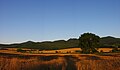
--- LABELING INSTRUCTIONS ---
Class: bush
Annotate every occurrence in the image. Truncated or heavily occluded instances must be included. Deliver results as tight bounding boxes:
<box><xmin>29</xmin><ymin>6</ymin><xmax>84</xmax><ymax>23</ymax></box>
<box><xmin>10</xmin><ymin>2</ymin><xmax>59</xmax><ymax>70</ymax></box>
<box><xmin>112</xmin><ymin>46</ymin><xmax>118</xmax><ymax>52</ymax></box>
<box><xmin>91</xmin><ymin>49</ymin><xmax>99</xmax><ymax>54</ymax></box>
<box><xmin>55</xmin><ymin>51</ymin><xmax>58</xmax><ymax>53</ymax></box>
<box><xmin>75</xmin><ymin>50</ymin><xmax>81</xmax><ymax>53</ymax></box>
<box><xmin>29</xmin><ymin>51</ymin><xmax>32</xmax><ymax>54</ymax></box>
<box><xmin>17</xmin><ymin>48</ymin><xmax>26</xmax><ymax>53</ymax></box>
<box><xmin>100</xmin><ymin>50</ymin><xmax>103</xmax><ymax>53</ymax></box>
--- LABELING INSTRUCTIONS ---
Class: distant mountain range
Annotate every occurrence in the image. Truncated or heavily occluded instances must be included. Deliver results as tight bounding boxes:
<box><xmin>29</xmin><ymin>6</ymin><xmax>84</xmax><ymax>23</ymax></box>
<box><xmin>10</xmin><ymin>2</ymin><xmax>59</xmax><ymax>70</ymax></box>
<box><xmin>0</xmin><ymin>36</ymin><xmax>120</xmax><ymax>50</ymax></box>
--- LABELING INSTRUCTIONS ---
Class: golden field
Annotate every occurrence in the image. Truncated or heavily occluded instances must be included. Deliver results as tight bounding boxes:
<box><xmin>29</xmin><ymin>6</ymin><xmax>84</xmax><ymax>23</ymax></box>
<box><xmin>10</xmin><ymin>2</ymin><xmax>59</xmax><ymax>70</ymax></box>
<box><xmin>0</xmin><ymin>53</ymin><xmax>120</xmax><ymax>70</ymax></box>
<box><xmin>0</xmin><ymin>48</ymin><xmax>119</xmax><ymax>55</ymax></box>
<box><xmin>0</xmin><ymin>48</ymin><xmax>120</xmax><ymax>70</ymax></box>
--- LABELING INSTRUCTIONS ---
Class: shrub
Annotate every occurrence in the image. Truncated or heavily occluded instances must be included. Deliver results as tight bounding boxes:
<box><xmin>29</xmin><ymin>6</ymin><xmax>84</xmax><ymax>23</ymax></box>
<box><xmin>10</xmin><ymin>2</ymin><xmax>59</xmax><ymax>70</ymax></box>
<box><xmin>17</xmin><ymin>48</ymin><xmax>26</xmax><ymax>53</ymax></box>
<box><xmin>112</xmin><ymin>46</ymin><xmax>119</xmax><ymax>53</ymax></box>
<box><xmin>75</xmin><ymin>50</ymin><xmax>81</xmax><ymax>53</ymax></box>
<box><xmin>100</xmin><ymin>50</ymin><xmax>103</xmax><ymax>53</ymax></box>
<box><xmin>55</xmin><ymin>51</ymin><xmax>58</xmax><ymax>53</ymax></box>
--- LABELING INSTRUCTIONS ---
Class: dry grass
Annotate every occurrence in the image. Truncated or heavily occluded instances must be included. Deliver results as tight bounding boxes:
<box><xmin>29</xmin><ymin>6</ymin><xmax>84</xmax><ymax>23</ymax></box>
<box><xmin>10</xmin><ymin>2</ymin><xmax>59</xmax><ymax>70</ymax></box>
<box><xmin>98</xmin><ymin>48</ymin><xmax>113</xmax><ymax>52</ymax></box>
<box><xmin>76</xmin><ymin>55</ymin><xmax>120</xmax><ymax>70</ymax></box>
<box><xmin>0</xmin><ymin>53</ymin><xmax>120</xmax><ymax>70</ymax></box>
<box><xmin>1</xmin><ymin>48</ymin><xmax>118</xmax><ymax>54</ymax></box>
<box><xmin>0</xmin><ymin>55</ymin><xmax>66</xmax><ymax>70</ymax></box>
<box><xmin>0</xmin><ymin>48</ymin><xmax>120</xmax><ymax>70</ymax></box>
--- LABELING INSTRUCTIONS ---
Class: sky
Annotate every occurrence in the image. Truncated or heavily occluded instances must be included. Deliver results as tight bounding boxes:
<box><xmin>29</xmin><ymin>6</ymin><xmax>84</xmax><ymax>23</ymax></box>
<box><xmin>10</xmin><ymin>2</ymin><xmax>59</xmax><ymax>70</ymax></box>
<box><xmin>0</xmin><ymin>0</ymin><xmax>120</xmax><ymax>44</ymax></box>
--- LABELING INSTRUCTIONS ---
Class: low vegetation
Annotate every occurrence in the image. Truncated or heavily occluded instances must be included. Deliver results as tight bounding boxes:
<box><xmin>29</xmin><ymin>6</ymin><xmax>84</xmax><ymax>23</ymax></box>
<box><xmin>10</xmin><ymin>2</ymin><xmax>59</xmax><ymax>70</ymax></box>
<box><xmin>0</xmin><ymin>54</ymin><xmax>120</xmax><ymax>70</ymax></box>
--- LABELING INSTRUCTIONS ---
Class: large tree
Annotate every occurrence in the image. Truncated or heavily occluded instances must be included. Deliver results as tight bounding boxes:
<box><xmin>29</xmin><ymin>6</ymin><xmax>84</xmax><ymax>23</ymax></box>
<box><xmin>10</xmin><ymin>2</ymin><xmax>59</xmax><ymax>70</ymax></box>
<box><xmin>79</xmin><ymin>33</ymin><xmax>100</xmax><ymax>53</ymax></box>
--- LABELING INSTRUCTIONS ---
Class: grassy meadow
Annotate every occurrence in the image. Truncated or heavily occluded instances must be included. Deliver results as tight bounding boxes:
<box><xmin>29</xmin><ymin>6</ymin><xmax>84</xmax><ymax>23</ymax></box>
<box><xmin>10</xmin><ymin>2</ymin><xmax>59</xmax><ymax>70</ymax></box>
<box><xmin>0</xmin><ymin>48</ymin><xmax>120</xmax><ymax>70</ymax></box>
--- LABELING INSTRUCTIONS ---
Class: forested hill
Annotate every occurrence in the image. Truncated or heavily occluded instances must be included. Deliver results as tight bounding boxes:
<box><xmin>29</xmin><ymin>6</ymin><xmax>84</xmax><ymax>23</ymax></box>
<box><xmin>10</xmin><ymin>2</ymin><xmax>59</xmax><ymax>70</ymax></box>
<box><xmin>0</xmin><ymin>36</ymin><xmax>120</xmax><ymax>50</ymax></box>
<box><xmin>100</xmin><ymin>36</ymin><xmax>120</xmax><ymax>48</ymax></box>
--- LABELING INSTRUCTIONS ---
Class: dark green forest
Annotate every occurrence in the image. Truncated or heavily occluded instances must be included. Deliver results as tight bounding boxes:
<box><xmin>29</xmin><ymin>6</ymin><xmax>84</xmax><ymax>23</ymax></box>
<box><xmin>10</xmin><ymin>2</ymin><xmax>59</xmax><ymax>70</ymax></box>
<box><xmin>0</xmin><ymin>36</ymin><xmax>120</xmax><ymax>50</ymax></box>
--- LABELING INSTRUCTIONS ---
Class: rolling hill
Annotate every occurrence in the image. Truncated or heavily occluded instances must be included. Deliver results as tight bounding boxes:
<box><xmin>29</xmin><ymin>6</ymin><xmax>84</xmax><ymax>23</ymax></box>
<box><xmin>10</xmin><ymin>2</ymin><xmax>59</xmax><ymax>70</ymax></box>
<box><xmin>0</xmin><ymin>36</ymin><xmax>120</xmax><ymax>50</ymax></box>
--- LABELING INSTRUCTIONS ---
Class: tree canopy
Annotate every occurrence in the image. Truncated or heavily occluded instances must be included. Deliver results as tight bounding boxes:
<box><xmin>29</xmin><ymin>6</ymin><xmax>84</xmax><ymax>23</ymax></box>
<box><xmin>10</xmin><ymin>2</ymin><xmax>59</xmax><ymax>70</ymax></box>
<box><xmin>79</xmin><ymin>33</ymin><xmax>100</xmax><ymax>53</ymax></box>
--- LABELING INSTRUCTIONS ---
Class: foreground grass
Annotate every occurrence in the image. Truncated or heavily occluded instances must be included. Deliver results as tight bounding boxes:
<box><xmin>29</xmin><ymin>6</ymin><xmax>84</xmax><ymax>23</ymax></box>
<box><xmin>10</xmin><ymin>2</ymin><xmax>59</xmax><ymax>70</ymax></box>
<box><xmin>0</xmin><ymin>53</ymin><xmax>120</xmax><ymax>70</ymax></box>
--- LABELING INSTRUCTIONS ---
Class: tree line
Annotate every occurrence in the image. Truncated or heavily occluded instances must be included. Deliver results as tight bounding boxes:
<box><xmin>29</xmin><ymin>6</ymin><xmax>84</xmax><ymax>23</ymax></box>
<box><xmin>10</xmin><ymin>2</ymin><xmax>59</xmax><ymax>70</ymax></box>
<box><xmin>0</xmin><ymin>33</ymin><xmax>120</xmax><ymax>51</ymax></box>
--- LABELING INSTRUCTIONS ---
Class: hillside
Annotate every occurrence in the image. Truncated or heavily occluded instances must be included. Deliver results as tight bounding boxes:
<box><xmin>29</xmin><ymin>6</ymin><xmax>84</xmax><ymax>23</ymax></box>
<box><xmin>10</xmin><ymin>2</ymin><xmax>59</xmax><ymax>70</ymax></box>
<box><xmin>0</xmin><ymin>36</ymin><xmax>120</xmax><ymax>50</ymax></box>
<box><xmin>100</xmin><ymin>36</ymin><xmax>120</xmax><ymax>48</ymax></box>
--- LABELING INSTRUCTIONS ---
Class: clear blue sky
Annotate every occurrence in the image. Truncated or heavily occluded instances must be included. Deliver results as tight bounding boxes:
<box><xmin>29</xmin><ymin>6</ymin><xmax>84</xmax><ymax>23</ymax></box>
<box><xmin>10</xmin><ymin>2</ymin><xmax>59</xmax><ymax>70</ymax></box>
<box><xmin>0</xmin><ymin>0</ymin><xmax>120</xmax><ymax>44</ymax></box>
